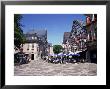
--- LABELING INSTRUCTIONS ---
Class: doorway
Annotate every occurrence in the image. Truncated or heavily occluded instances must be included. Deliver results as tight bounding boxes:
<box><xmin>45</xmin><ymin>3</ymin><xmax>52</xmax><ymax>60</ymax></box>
<box><xmin>90</xmin><ymin>50</ymin><xmax>97</xmax><ymax>63</ymax></box>
<box><xmin>31</xmin><ymin>54</ymin><xmax>34</xmax><ymax>60</ymax></box>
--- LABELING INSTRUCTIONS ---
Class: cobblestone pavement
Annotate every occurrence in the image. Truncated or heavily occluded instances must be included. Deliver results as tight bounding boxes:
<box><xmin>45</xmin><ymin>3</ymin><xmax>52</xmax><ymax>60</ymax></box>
<box><xmin>14</xmin><ymin>59</ymin><xmax>97</xmax><ymax>76</ymax></box>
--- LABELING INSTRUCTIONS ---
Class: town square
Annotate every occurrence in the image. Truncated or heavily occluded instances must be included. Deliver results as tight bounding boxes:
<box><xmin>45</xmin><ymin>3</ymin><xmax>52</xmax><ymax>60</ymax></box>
<box><xmin>14</xmin><ymin>14</ymin><xmax>97</xmax><ymax>76</ymax></box>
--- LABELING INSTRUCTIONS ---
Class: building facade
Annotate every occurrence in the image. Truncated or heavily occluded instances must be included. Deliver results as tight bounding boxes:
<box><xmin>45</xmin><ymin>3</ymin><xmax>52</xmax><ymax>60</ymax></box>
<box><xmin>23</xmin><ymin>43</ymin><xmax>39</xmax><ymax>60</ymax></box>
<box><xmin>47</xmin><ymin>43</ymin><xmax>54</xmax><ymax>55</ymax></box>
<box><xmin>36</xmin><ymin>30</ymin><xmax>48</xmax><ymax>57</ymax></box>
<box><xmin>70</xmin><ymin>20</ymin><xmax>87</xmax><ymax>53</ymax></box>
<box><xmin>23</xmin><ymin>32</ymin><xmax>40</xmax><ymax>60</ymax></box>
<box><xmin>62</xmin><ymin>20</ymin><xmax>87</xmax><ymax>54</ymax></box>
<box><xmin>62</xmin><ymin>32</ymin><xmax>71</xmax><ymax>54</ymax></box>
<box><xmin>85</xmin><ymin>14</ymin><xmax>97</xmax><ymax>63</ymax></box>
<box><xmin>23</xmin><ymin>29</ymin><xmax>48</xmax><ymax>60</ymax></box>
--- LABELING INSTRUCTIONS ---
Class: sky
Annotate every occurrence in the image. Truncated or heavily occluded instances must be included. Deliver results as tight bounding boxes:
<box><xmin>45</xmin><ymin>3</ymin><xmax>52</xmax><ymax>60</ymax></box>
<box><xmin>21</xmin><ymin>14</ymin><xmax>86</xmax><ymax>45</ymax></box>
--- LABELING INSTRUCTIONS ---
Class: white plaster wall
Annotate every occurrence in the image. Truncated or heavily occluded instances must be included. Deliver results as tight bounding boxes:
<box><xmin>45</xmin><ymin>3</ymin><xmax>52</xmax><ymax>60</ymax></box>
<box><xmin>49</xmin><ymin>46</ymin><xmax>54</xmax><ymax>54</ymax></box>
<box><xmin>23</xmin><ymin>43</ymin><xmax>39</xmax><ymax>60</ymax></box>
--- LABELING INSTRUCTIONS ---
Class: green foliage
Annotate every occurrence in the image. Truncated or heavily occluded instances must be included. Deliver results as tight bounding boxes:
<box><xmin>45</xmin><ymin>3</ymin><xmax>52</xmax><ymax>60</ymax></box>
<box><xmin>14</xmin><ymin>14</ymin><xmax>26</xmax><ymax>48</ymax></box>
<box><xmin>53</xmin><ymin>45</ymin><xmax>63</xmax><ymax>54</ymax></box>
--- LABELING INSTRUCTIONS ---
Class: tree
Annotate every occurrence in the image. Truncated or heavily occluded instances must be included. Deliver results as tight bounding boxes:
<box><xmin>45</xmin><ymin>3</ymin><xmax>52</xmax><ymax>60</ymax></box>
<box><xmin>14</xmin><ymin>14</ymin><xmax>26</xmax><ymax>48</ymax></box>
<box><xmin>53</xmin><ymin>45</ymin><xmax>63</xmax><ymax>54</ymax></box>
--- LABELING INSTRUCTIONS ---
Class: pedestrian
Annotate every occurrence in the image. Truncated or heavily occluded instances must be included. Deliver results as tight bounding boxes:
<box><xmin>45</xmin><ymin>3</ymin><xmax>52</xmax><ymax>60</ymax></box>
<box><xmin>17</xmin><ymin>47</ymin><xmax>26</xmax><ymax>65</ymax></box>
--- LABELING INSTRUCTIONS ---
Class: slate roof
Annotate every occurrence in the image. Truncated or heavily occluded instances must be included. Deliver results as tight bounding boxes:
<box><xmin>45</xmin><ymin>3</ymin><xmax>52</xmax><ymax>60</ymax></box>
<box><xmin>26</xmin><ymin>30</ymin><xmax>47</xmax><ymax>36</ymax></box>
<box><xmin>48</xmin><ymin>43</ymin><xmax>52</xmax><ymax>47</ymax></box>
<box><xmin>24</xmin><ymin>29</ymin><xmax>47</xmax><ymax>43</ymax></box>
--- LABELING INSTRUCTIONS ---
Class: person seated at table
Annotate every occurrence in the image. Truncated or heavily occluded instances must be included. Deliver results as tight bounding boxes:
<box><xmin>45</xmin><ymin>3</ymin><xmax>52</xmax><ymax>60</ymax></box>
<box><xmin>16</xmin><ymin>47</ymin><xmax>27</xmax><ymax>65</ymax></box>
<box><xmin>62</xmin><ymin>55</ymin><xmax>66</xmax><ymax>64</ymax></box>
<box><xmin>48</xmin><ymin>56</ymin><xmax>53</xmax><ymax>63</ymax></box>
<box><xmin>68</xmin><ymin>55</ymin><xmax>72</xmax><ymax>63</ymax></box>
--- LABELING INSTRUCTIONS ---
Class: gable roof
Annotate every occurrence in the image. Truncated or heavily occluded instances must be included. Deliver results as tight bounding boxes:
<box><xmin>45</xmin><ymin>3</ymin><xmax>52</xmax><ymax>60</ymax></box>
<box><xmin>24</xmin><ymin>29</ymin><xmax>47</xmax><ymax>43</ymax></box>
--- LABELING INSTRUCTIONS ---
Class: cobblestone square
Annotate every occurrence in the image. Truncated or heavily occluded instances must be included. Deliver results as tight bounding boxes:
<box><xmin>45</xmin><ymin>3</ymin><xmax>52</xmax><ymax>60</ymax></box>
<box><xmin>14</xmin><ymin>59</ymin><xmax>97</xmax><ymax>76</ymax></box>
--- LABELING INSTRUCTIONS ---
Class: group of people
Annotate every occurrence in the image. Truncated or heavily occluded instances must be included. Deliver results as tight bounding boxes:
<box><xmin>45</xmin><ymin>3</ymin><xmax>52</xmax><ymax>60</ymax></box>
<box><xmin>14</xmin><ymin>48</ymin><xmax>31</xmax><ymax>65</ymax></box>
<box><xmin>43</xmin><ymin>54</ymin><xmax>85</xmax><ymax>64</ymax></box>
<box><xmin>14</xmin><ymin>48</ymin><xmax>85</xmax><ymax>65</ymax></box>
